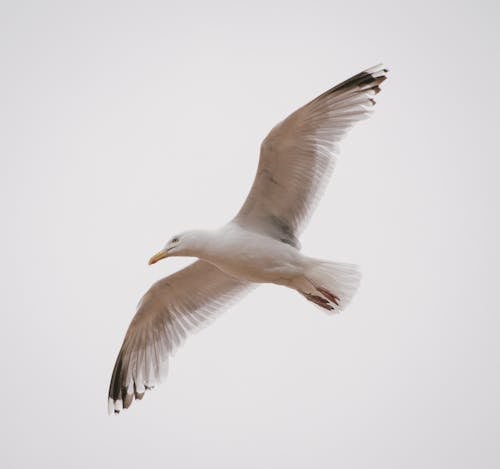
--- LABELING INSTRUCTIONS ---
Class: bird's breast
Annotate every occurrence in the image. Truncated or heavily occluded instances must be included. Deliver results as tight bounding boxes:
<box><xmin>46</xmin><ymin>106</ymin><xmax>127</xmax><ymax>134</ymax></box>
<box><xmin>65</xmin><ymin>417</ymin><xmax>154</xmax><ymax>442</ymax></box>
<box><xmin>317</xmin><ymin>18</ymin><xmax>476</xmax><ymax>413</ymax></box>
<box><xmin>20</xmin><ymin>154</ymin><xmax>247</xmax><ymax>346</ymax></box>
<box><xmin>202</xmin><ymin>232</ymin><xmax>304</xmax><ymax>285</ymax></box>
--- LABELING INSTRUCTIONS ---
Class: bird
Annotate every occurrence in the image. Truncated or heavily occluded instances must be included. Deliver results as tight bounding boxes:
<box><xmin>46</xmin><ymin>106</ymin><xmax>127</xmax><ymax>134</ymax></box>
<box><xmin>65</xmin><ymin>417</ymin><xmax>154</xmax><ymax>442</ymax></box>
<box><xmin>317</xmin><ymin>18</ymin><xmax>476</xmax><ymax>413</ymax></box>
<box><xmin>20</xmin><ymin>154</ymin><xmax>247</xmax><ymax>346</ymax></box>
<box><xmin>108</xmin><ymin>64</ymin><xmax>388</xmax><ymax>414</ymax></box>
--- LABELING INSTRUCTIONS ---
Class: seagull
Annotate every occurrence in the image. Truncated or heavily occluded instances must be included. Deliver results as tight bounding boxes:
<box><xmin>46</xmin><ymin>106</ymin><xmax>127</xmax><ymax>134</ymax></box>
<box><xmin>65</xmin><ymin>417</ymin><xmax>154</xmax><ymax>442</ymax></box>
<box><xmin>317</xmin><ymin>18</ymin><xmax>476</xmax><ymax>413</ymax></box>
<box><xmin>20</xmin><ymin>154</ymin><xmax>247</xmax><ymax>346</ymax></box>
<box><xmin>108</xmin><ymin>64</ymin><xmax>388</xmax><ymax>414</ymax></box>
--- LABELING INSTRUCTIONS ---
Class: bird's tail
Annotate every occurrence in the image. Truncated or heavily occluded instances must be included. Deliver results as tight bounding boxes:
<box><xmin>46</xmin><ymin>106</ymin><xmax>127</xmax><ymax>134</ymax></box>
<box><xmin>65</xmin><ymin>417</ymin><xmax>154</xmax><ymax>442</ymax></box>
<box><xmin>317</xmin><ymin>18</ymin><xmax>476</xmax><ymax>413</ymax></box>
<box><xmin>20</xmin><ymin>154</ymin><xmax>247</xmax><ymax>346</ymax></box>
<box><xmin>293</xmin><ymin>260</ymin><xmax>361</xmax><ymax>313</ymax></box>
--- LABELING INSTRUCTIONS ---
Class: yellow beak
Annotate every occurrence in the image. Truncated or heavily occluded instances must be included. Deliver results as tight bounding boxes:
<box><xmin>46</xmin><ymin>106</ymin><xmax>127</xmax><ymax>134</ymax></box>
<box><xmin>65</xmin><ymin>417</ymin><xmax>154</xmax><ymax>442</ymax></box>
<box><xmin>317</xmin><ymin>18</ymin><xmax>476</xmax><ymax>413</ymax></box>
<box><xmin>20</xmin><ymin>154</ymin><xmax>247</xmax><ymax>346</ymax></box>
<box><xmin>148</xmin><ymin>249</ymin><xmax>169</xmax><ymax>265</ymax></box>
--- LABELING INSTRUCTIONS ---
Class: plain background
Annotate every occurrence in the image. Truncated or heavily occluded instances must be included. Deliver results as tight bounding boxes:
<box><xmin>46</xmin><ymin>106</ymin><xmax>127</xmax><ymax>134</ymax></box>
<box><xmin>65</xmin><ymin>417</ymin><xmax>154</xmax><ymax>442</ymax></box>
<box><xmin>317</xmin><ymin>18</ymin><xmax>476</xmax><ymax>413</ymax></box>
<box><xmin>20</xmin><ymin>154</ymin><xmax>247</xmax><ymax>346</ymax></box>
<box><xmin>1</xmin><ymin>1</ymin><xmax>499</xmax><ymax>468</ymax></box>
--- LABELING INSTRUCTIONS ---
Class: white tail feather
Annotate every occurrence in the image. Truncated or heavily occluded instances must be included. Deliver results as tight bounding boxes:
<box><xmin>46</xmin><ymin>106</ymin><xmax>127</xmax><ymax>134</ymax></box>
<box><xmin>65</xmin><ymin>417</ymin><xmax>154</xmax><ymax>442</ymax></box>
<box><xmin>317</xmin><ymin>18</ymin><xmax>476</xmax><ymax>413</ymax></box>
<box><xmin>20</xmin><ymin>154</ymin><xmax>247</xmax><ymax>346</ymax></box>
<box><xmin>295</xmin><ymin>260</ymin><xmax>361</xmax><ymax>313</ymax></box>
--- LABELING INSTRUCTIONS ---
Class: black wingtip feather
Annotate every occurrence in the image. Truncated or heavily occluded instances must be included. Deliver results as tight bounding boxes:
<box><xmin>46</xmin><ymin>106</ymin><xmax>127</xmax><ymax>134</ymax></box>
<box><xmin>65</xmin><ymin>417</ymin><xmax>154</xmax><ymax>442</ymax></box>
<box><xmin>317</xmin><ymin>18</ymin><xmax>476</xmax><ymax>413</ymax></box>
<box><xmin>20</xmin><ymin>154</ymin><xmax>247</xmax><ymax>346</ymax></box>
<box><xmin>316</xmin><ymin>65</ymin><xmax>388</xmax><ymax>104</ymax></box>
<box><xmin>109</xmin><ymin>353</ymin><xmax>124</xmax><ymax>402</ymax></box>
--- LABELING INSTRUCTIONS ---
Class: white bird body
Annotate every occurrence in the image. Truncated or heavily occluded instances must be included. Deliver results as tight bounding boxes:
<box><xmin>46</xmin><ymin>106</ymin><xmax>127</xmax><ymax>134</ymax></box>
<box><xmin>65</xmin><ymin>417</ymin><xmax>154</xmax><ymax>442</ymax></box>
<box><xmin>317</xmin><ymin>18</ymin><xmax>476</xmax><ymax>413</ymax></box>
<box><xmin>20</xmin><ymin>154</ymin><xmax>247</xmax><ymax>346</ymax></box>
<box><xmin>108</xmin><ymin>64</ymin><xmax>388</xmax><ymax>413</ymax></box>
<box><xmin>202</xmin><ymin>223</ymin><xmax>306</xmax><ymax>285</ymax></box>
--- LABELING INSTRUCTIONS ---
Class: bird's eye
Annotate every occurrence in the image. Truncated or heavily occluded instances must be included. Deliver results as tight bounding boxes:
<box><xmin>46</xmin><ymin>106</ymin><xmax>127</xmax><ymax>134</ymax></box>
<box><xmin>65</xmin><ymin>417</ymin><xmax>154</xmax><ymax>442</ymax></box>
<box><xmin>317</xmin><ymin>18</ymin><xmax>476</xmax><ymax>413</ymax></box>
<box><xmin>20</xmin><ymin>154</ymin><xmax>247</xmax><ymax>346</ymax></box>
<box><xmin>171</xmin><ymin>237</ymin><xmax>179</xmax><ymax>243</ymax></box>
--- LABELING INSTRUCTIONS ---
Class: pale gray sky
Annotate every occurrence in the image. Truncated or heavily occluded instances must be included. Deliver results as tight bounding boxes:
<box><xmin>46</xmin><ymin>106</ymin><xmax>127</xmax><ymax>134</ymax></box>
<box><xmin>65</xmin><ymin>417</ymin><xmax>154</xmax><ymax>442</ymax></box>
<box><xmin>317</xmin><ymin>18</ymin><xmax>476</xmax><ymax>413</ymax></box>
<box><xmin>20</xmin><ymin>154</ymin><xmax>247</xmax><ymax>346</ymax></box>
<box><xmin>1</xmin><ymin>1</ymin><xmax>499</xmax><ymax>468</ymax></box>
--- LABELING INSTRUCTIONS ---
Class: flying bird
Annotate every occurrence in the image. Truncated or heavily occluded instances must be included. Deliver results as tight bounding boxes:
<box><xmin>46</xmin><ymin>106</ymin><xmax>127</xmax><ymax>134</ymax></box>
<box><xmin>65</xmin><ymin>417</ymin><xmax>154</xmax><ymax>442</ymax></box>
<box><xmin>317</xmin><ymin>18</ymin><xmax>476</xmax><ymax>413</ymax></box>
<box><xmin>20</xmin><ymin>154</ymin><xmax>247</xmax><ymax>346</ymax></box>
<box><xmin>108</xmin><ymin>64</ymin><xmax>388</xmax><ymax>413</ymax></box>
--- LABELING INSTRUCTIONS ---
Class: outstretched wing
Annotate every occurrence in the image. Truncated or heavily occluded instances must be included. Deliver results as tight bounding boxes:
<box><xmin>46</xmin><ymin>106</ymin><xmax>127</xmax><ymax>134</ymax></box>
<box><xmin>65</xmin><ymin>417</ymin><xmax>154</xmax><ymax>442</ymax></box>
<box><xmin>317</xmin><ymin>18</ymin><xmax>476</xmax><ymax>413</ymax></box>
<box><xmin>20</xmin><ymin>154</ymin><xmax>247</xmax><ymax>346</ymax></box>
<box><xmin>108</xmin><ymin>260</ymin><xmax>251</xmax><ymax>414</ymax></box>
<box><xmin>234</xmin><ymin>64</ymin><xmax>388</xmax><ymax>246</ymax></box>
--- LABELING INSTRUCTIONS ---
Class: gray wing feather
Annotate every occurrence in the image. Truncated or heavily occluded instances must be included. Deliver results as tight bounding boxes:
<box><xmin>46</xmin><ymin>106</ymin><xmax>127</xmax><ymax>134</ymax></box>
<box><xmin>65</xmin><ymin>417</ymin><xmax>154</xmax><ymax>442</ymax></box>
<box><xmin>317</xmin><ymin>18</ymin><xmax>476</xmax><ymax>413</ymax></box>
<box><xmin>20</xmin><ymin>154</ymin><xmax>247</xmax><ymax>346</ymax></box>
<box><xmin>108</xmin><ymin>260</ymin><xmax>251</xmax><ymax>413</ymax></box>
<box><xmin>234</xmin><ymin>64</ymin><xmax>388</xmax><ymax>242</ymax></box>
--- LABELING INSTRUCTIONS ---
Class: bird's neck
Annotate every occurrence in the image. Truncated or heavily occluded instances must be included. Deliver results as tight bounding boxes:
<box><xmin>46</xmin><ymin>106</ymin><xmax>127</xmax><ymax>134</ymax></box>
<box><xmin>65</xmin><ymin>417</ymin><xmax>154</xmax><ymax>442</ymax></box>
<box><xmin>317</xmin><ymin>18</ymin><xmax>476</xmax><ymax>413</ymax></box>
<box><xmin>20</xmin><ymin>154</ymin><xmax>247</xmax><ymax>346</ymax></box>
<box><xmin>183</xmin><ymin>229</ymin><xmax>214</xmax><ymax>258</ymax></box>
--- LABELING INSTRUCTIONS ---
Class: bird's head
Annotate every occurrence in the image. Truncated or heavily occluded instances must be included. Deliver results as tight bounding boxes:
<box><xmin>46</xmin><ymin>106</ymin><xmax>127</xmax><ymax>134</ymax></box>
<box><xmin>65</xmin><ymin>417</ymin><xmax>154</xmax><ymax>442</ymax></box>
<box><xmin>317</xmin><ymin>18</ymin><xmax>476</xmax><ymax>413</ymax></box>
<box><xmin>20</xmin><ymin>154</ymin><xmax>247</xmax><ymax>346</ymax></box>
<box><xmin>148</xmin><ymin>230</ymin><xmax>208</xmax><ymax>264</ymax></box>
